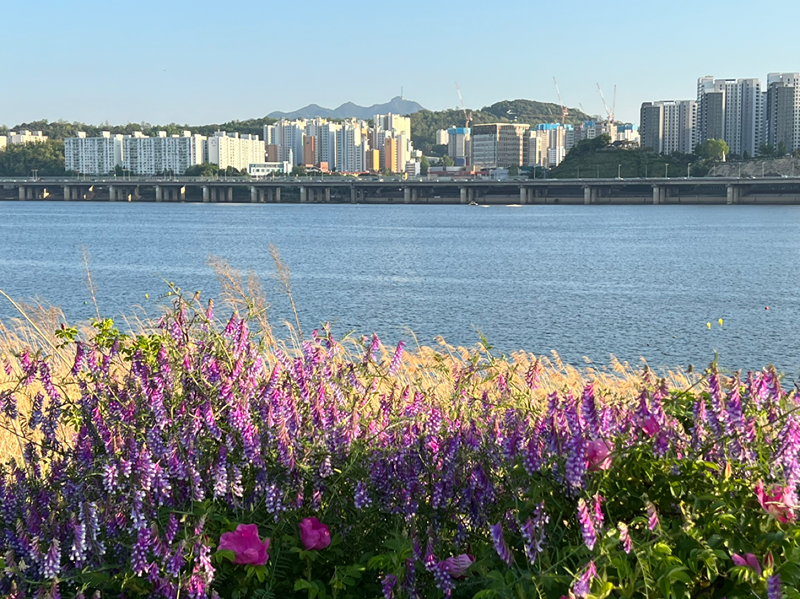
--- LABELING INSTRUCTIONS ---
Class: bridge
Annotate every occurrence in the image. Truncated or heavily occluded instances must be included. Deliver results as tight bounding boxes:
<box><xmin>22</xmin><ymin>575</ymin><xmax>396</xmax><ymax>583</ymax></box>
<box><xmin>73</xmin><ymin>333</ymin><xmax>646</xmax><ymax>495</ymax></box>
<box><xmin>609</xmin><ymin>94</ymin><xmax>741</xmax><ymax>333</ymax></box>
<box><xmin>3</xmin><ymin>176</ymin><xmax>800</xmax><ymax>204</ymax></box>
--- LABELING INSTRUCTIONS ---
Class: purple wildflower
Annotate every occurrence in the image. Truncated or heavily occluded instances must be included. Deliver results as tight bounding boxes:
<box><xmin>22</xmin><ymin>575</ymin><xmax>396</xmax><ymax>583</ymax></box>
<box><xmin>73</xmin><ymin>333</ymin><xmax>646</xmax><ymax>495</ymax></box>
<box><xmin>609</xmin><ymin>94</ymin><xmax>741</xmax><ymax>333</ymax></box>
<box><xmin>573</xmin><ymin>560</ymin><xmax>597</xmax><ymax>597</ymax></box>
<box><xmin>577</xmin><ymin>499</ymin><xmax>596</xmax><ymax>550</ymax></box>
<box><xmin>489</xmin><ymin>522</ymin><xmax>513</xmax><ymax>565</ymax></box>
<box><xmin>42</xmin><ymin>539</ymin><xmax>61</xmax><ymax>579</ymax></box>
<box><xmin>618</xmin><ymin>522</ymin><xmax>632</xmax><ymax>553</ymax></box>
<box><xmin>354</xmin><ymin>480</ymin><xmax>372</xmax><ymax>509</ymax></box>
<box><xmin>382</xmin><ymin>574</ymin><xmax>397</xmax><ymax>599</ymax></box>
<box><xmin>647</xmin><ymin>502</ymin><xmax>659</xmax><ymax>531</ymax></box>
<box><xmin>388</xmin><ymin>341</ymin><xmax>405</xmax><ymax>375</ymax></box>
<box><xmin>767</xmin><ymin>574</ymin><xmax>781</xmax><ymax>599</ymax></box>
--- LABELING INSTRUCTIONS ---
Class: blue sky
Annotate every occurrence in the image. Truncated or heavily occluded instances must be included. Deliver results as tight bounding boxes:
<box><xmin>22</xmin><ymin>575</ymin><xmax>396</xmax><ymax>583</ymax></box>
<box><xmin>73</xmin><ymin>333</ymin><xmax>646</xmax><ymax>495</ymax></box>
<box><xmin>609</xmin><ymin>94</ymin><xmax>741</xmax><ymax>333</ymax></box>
<box><xmin>2</xmin><ymin>0</ymin><xmax>799</xmax><ymax>126</ymax></box>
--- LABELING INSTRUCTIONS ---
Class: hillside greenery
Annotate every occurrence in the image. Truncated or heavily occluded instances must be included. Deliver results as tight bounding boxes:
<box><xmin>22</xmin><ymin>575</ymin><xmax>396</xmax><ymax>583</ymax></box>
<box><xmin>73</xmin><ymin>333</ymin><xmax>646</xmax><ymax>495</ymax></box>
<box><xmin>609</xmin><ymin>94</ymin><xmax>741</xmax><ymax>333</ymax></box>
<box><xmin>548</xmin><ymin>135</ymin><xmax>718</xmax><ymax>179</ymax></box>
<box><xmin>0</xmin><ymin>140</ymin><xmax>66</xmax><ymax>176</ymax></box>
<box><xmin>3</xmin><ymin>117</ymin><xmax>278</xmax><ymax>141</ymax></box>
<box><xmin>410</xmin><ymin>99</ymin><xmax>593</xmax><ymax>153</ymax></box>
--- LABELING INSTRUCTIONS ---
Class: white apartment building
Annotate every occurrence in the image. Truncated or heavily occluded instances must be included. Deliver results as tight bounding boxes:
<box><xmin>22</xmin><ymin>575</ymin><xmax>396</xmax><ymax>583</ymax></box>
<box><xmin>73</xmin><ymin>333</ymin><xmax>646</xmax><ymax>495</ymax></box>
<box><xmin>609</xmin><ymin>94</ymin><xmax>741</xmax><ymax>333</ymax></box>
<box><xmin>334</xmin><ymin>120</ymin><xmax>366</xmax><ymax>173</ymax></box>
<box><xmin>522</xmin><ymin>124</ymin><xmax>572</xmax><ymax>168</ymax></box>
<box><xmin>207</xmin><ymin>132</ymin><xmax>265</xmax><ymax>172</ymax></box>
<box><xmin>270</xmin><ymin>119</ymin><xmax>306</xmax><ymax>165</ymax></box>
<box><xmin>8</xmin><ymin>130</ymin><xmax>48</xmax><ymax>145</ymax></box>
<box><xmin>64</xmin><ymin>131</ymin><xmax>123</xmax><ymax>175</ymax></box>
<box><xmin>123</xmin><ymin>131</ymin><xmax>206</xmax><ymax>175</ymax></box>
<box><xmin>436</xmin><ymin>129</ymin><xmax>450</xmax><ymax>145</ymax></box>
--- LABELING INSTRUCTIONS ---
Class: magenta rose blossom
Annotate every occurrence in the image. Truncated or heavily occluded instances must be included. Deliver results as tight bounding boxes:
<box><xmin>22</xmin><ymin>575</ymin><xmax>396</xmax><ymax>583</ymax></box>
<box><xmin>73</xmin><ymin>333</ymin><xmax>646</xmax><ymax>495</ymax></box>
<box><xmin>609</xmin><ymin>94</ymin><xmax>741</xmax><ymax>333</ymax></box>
<box><xmin>299</xmin><ymin>517</ymin><xmax>331</xmax><ymax>551</ymax></box>
<box><xmin>755</xmin><ymin>480</ymin><xmax>796</xmax><ymax>523</ymax></box>
<box><xmin>218</xmin><ymin>524</ymin><xmax>270</xmax><ymax>565</ymax></box>
<box><xmin>442</xmin><ymin>554</ymin><xmax>474</xmax><ymax>579</ymax></box>
<box><xmin>585</xmin><ymin>439</ymin><xmax>613</xmax><ymax>471</ymax></box>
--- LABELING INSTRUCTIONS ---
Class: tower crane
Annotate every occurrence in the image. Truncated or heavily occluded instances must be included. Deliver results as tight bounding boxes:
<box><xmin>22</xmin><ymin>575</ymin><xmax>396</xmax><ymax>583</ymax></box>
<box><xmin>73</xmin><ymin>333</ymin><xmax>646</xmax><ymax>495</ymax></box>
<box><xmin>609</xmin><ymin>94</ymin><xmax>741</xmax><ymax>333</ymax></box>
<box><xmin>553</xmin><ymin>77</ymin><xmax>568</xmax><ymax>125</ymax></box>
<box><xmin>596</xmin><ymin>83</ymin><xmax>616</xmax><ymax>124</ymax></box>
<box><xmin>455</xmin><ymin>82</ymin><xmax>472</xmax><ymax>129</ymax></box>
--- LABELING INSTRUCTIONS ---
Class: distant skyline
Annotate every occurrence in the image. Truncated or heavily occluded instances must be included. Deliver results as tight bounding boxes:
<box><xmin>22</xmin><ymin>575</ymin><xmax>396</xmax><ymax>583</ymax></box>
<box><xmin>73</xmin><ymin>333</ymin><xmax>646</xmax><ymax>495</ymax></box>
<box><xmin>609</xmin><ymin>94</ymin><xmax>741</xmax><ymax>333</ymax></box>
<box><xmin>3</xmin><ymin>0</ymin><xmax>800</xmax><ymax>126</ymax></box>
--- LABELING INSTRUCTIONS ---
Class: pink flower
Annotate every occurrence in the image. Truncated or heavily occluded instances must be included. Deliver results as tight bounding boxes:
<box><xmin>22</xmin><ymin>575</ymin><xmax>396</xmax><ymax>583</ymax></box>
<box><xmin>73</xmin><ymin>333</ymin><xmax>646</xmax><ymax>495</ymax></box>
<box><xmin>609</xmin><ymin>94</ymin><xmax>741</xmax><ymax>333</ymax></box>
<box><xmin>441</xmin><ymin>554</ymin><xmax>474</xmax><ymax>579</ymax></box>
<box><xmin>731</xmin><ymin>553</ymin><xmax>762</xmax><ymax>576</ymax></box>
<box><xmin>299</xmin><ymin>517</ymin><xmax>331</xmax><ymax>551</ymax></box>
<box><xmin>585</xmin><ymin>439</ymin><xmax>613</xmax><ymax>471</ymax></box>
<box><xmin>641</xmin><ymin>415</ymin><xmax>660</xmax><ymax>437</ymax></box>
<box><xmin>218</xmin><ymin>524</ymin><xmax>270</xmax><ymax>565</ymax></box>
<box><xmin>755</xmin><ymin>480</ymin><xmax>796</xmax><ymax>523</ymax></box>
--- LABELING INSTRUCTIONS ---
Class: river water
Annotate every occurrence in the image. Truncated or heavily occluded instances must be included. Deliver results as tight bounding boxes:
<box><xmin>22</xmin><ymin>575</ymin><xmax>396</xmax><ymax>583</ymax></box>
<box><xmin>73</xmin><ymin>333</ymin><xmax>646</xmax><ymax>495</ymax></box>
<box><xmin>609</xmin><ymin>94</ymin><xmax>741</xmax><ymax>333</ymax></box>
<box><xmin>1</xmin><ymin>202</ymin><xmax>798</xmax><ymax>375</ymax></box>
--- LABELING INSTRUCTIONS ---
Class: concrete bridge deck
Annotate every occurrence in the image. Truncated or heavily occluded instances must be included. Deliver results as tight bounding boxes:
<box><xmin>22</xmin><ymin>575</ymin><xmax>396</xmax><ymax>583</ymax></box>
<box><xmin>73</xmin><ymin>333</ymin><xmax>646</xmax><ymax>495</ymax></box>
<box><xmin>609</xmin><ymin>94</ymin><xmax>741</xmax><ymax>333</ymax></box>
<box><xmin>3</xmin><ymin>176</ymin><xmax>800</xmax><ymax>204</ymax></box>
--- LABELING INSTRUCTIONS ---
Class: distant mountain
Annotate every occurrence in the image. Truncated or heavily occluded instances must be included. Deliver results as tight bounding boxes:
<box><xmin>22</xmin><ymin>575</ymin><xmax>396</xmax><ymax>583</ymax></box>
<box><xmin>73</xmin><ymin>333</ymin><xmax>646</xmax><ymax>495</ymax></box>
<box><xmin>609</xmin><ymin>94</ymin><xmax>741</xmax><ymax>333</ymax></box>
<box><xmin>268</xmin><ymin>96</ymin><xmax>425</xmax><ymax>120</ymax></box>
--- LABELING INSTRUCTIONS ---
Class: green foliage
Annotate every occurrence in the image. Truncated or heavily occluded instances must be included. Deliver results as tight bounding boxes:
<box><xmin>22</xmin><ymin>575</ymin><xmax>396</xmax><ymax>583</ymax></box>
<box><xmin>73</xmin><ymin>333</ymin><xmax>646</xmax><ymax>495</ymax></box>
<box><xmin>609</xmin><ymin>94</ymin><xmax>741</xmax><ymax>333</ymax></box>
<box><xmin>7</xmin><ymin>117</ymin><xmax>278</xmax><ymax>141</ymax></box>
<box><xmin>567</xmin><ymin>134</ymin><xmax>612</xmax><ymax>158</ymax></box>
<box><xmin>185</xmin><ymin>163</ymin><xmax>224</xmax><ymax>177</ymax></box>
<box><xmin>291</xmin><ymin>165</ymin><xmax>307</xmax><ymax>177</ymax></box>
<box><xmin>507</xmin><ymin>164</ymin><xmax>519</xmax><ymax>176</ymax></box>
<box><xmin>550</xmin><ymin>146</ymin><xmax>696</xmax><ymax>179</ymax></box>
<box><xmin>419</xmin><ymin>155</ymin><xmax>429</xmax><ymax>175</ymax></box>
<box><xmin>695</xmin><ymin>139</ymin><xmax>730</xmax><ymax>161</ymax></box>
<box><xmin>0</xmin><ymin>140</ymin><xmax>66</xmax><ymax>176</ymax></box>
<box><xmin>441</xmin><ymin>155</ymin><xmax>455</xmax><ymax>167</ymax></box>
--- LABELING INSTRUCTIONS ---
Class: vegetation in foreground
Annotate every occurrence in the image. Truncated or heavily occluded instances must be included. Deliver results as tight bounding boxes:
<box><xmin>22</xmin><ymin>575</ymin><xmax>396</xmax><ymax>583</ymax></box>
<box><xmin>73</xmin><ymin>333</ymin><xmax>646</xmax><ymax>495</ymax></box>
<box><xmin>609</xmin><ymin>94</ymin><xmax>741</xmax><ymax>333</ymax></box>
<box><xmin>1</xmin><ymin>280</ymin><xmax>799</xmax><ymax>599</ymax></box>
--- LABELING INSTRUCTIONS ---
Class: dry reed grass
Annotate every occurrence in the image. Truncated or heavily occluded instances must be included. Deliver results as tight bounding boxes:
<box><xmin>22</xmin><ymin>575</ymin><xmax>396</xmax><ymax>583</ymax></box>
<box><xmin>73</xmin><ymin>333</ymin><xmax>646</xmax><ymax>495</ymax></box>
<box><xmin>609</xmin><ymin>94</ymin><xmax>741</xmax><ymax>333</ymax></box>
<box><xmin>0</xmin><ymin>258</ymin><xmax>700</xmax><ymax>464</ymax></box>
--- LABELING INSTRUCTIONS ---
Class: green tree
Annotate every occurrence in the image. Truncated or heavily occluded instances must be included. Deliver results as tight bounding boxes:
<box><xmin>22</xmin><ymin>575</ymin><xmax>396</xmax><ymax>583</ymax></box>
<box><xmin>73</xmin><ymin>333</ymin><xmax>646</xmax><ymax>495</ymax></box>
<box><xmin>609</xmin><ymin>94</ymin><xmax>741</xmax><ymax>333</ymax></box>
<box><xmin>441</xmin><ymin>155</ymin><xmax>455</xmax><ymax>167</ymax></box>
<box><xmin>0</xmin><ymin>140</ymin><xmax>66</xmax><ymax>176</ymax></box>
<box><xmin>508</xmin><ymin>164</ymin><xmax>520</xmax><ymax>176</ymax></box>
<box><xmin>777</xmin><ymin>141</ymin><xmax>787</xmax><ymax>156</ymax></box>
<box><xmin>185</xmin><ymin>163</ymin><xmax>222</xmax><ymax>177</ymax></box>
<box><xmin>420</xmin><ymin>155</ymin><xmax>429</xmax><ymax>176</ymax></box>
<box><xmin>759</xmin><ymin>144</ymin><xmax>776</xmax><ymax>157</ymax></box>
<box><xmin>695</xmin><ymin>139</ymin><xmax>729</xmax><ymax>160</ymax></box>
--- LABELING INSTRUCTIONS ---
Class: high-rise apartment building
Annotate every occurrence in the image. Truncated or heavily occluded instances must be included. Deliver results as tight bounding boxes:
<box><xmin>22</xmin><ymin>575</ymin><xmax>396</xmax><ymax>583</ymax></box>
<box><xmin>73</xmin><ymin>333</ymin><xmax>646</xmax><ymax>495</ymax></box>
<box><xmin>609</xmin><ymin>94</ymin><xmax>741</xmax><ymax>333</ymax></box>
<box><xmin>271</xmin><ymin>119</ymin><xmax>306</xmax><ymax>165</ymax></box>
<box><xmin>64</xmin><ymin>132</ymin><xmax>123</xmax><ymax>175</ymax></box>
<box><xmin>639</xmin><ymin>101</ymin><xmax>697</xmax><ymax>154</ymax></box>
<box><xmin>696</xmin><ymin>76</ymin><xmax>763</xmax><ymax>156</ymax></box>
<box><xmin>303</xmin><ymin>136</ymin><xmax>316</xmax><ymax>166</ymax></box>
<box><xmin>122</xmin><ymin>131</ymin><xmax>206</xmax><ymax>175</ymax></box>
<box><xmin>207</xmin><ymin>132</ymin><xmax>265</xmax><ymax>172</ymax></box>
<box><xmin>765</xmin><ymin>73</ymin><xmax>800</xmax><ymax>151</ymax></box>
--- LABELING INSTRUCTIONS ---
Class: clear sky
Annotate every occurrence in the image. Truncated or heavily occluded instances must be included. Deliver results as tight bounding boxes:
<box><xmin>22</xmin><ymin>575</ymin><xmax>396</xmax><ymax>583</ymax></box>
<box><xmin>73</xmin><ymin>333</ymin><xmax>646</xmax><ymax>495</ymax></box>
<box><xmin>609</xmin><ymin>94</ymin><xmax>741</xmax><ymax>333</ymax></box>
<box><xmin>2</xmin><ymin>0</ymin><xmax>799</xmax><ymax>127</ymax></box>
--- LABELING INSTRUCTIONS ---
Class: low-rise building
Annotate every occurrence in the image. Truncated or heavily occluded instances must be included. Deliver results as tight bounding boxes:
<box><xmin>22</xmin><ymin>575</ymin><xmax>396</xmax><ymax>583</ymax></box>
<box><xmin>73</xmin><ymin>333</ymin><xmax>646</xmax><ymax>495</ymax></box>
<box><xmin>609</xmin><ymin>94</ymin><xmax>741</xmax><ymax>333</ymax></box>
<box><xmin>8</xmin><ymin>130</ymin><xmax>48</xmax><ymax>145</ymax></box>
<box><xmin>248</xmin><ymin>162</ymin><xmax>292</xmax><ymax>177</ymax></box>
<box><xmin>405</xmin><ymin>161</ymin><xmax>421</xmax><ymax>176</ymax></box>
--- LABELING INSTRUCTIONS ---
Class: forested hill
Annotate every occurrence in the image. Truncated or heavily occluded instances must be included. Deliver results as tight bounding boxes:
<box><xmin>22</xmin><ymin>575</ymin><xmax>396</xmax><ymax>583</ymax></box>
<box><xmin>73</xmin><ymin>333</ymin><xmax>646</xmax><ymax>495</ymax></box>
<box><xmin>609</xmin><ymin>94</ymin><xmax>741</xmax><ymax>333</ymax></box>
<box><xmin>3</xmin><ymin>99</ymin><xmax>591</xmax><ymax>149</ymax></box>
<box><xmin>410</xmin><ymin>99</ymin><xmax>593</xmax><ymax>152</ymax></box>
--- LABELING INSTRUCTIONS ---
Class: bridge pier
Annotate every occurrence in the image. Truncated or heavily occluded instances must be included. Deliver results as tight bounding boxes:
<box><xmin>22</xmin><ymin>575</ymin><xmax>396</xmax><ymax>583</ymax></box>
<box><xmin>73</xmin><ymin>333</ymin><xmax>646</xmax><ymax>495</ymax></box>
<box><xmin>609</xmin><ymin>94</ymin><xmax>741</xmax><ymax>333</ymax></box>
<box><xmin>350</xmin><ymin>186</ymin><xmax>356</xmax><ymax>203</ymax></box>
<box><xmin>412</xmin><ymin>188</ymin><xmax>417</xmax><ymax>203</ymax></box>
<box><xmin>18</xmin><ymin>186</ymin><xmax>26</xmax><ymax>200</ymax></box>
<box><xmin>652</xmin><ymin>185</ymin><xmax>665</xmax><ymax>204</ymax></box>
<box><xmin>109</xmin><ymin>185</ymin><xmax>116</xmax><ymax>201</ymax></box>
<box><xmin>155</xmin><ymin>185</ymin><xmax>162</xmax><ymax>202</ymax></box>
<box><xmin>300</xmin><ymin>186</ymin><xmax>307</xmax><ymax>203</ymax></box>
<box><xmin>460</xmin><ymin>187</ymin><xmax>467</xmax><ymax>204</ymax></box>
<box><xmin>251</xmin><ymin>186</ymin><xmax>258</xmax><ymax>203</ymax></box>
<box><xmin>275</xmin><ymin>187</ymin><xmax>281</xmax><ymax>203</ymax></box>
<box><xmin>325</xmin><ymin>187</ymin><xmax>331</xmax><ymax>202</ymax></box>
<box><xmin>519</xmin><ymin>187</ymin><xmax>527</xmax><ymax>205</ymax></box>
<box><xmin>726</xmin><ymin>184</ymin><xmax>740</xmax><ymax>204</ymax></box>
<box><xmin>584</xmin><ymin>186</ymin><xmax>597</xmax><ymax>204</ymax></box>
<box><xmin>202</xmin><ymin>186</ymin><xmax>209</xmax><ymax>202</ymax></box>
<box><xmin>404</xmin><ymin>186</ymin><xmax>411</xmax><ymax>203</ymax></box>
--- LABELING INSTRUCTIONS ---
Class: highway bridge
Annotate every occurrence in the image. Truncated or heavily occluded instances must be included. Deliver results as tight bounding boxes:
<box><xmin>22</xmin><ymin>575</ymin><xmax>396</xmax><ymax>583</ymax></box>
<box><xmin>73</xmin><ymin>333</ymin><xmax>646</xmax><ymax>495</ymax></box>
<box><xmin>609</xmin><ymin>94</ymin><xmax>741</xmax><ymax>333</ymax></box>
<box><xmin>4</xmin><ymin>176</ymin><xmax>800</xmax><ymax>204</ymax></box>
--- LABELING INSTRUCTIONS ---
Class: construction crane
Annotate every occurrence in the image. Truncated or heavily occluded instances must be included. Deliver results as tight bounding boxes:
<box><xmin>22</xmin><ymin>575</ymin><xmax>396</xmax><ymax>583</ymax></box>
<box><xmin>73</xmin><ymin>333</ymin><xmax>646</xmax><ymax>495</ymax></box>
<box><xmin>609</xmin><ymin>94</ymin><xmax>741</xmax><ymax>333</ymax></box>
<box><xmin>455</xmin><ymin>82</ymin><xmax>472</xmax><ymax>129</ymax></box>
<box><xmin>553</xmin><ymin>77</ymin><xmax>568</xmax><ymax>125</ymax></box>
<box><xmin>596</xmin><ymin>83</ymin><xmax>616</xmax><ymax>124</ymax></box>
